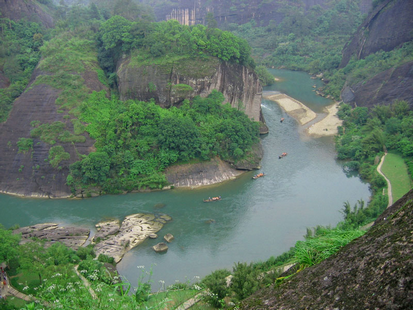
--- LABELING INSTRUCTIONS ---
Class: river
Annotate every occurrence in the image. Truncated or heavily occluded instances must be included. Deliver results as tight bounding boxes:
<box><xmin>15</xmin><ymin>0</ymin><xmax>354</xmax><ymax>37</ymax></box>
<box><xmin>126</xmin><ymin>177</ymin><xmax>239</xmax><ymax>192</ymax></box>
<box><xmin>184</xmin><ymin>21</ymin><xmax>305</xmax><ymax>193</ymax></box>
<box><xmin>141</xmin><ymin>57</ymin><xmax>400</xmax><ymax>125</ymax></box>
<box><xmin>0</xmin><ymin>70</ymin><xmax>370</xmax><ymax>291</ymax></box>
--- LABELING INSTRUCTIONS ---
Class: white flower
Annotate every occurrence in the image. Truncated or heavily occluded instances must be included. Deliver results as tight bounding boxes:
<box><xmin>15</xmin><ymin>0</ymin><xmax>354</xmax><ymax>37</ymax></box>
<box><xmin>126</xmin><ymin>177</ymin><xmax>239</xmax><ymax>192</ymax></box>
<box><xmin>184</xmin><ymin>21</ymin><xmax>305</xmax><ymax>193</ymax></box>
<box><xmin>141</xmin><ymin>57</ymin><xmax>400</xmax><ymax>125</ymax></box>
<box><xmin>23</xmin><ymin>286</ymin><xmax>29</xmax><ymax>291</ymax></box>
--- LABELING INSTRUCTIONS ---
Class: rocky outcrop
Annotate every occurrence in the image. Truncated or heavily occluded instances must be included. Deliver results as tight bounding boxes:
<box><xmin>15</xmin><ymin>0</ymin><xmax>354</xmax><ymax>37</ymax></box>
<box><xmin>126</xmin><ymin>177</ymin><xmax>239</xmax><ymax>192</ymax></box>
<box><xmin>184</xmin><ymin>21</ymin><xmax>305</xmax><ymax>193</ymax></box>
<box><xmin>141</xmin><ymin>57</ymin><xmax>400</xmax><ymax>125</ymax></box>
<box><xmin>343</xmin><ymin>61</ymin><xmax>413</xmax><ymax>108</ymax></box>
<box><xmin>93</xmin><ymin>213</ymin><xmax>172</xmax><ymax>263</ymax></box>
<box><xmin>117</xmin><ymin>56</ymin><xmax>265</xmax><ymax>126</ymax></box>
<box><xmin>0</xmin><ymin>67</ymin><xmax>105</xmax><ymax>198</ymax></box>
<box><xmin>240</xmin><ymin>189</ymin><xmax>413</xmax><ymax>309</ymax></box>
<box><xmin>0</xmin><ymin>0</ymin><xmax>54</xmax><ymax>28</ymax></box>
<box><xmin>13</xmin><ymin>223</ymin><xmax>90</xmax><ymax>250</ymax></box>
<box><xmin>340</xmin><ymin>0</ymin><xmax>413</xmax><ymax>68</ymax></box>
<box><xmin>164</xmin><ymin>157</ymin><xmax>244</xmax><ymax>188</ymax></box>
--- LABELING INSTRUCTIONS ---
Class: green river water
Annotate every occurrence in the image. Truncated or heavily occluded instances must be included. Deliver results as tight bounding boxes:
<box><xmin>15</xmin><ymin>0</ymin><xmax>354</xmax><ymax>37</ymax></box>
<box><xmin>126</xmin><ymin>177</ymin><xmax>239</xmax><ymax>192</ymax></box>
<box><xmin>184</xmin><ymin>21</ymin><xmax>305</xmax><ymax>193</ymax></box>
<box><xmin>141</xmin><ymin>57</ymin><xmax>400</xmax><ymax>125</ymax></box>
<box><xmin>0</xmin><ymin>69</ymin><xmax>370</xmax><ymax>290</ymax></box>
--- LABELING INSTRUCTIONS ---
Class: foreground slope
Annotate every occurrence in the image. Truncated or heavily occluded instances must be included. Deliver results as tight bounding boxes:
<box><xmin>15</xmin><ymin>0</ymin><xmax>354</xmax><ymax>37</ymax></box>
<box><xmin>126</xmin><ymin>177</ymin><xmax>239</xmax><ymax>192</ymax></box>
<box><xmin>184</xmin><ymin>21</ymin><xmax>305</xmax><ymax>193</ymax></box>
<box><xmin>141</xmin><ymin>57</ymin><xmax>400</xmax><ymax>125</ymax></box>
<box><xmin>240</xmin><ymin>189</ymin><xmax>413</xmax><ymax>309</ymax></box>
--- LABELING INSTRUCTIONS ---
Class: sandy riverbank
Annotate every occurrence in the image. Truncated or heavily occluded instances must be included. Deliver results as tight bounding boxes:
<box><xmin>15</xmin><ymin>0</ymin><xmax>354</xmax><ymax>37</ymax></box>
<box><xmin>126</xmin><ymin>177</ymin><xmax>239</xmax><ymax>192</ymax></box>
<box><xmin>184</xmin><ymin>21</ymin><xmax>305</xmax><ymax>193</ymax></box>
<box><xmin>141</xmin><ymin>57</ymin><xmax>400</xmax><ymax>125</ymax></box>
<box><xmin>307</xmin><ymin>103</ymin><xmax>343</xmax><ymax>137</ymax></box>
<box><xmin>264</xmin><ymin>93</ymin><xmax>342</xmax><ymax>137</ymax></box>
<box><xmin>264</xmin><ymin>93</ymin><xmax>317</xmax><ymax>125</ymax></box>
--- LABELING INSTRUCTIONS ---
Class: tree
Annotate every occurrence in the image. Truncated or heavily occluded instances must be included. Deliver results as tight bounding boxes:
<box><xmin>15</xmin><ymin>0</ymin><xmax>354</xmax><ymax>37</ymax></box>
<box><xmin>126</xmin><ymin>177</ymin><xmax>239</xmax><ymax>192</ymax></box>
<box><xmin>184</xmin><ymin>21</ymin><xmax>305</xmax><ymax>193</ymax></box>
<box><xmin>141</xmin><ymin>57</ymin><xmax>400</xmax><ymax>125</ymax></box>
<box><xmin>0</xmin><ymin>225</ymin><xmax>20</xmax><ymax>264</ymax></box>
<box><xmin>206</xmin><ymin>12</ymin><xmax>217</xmax><ymax>29</ymax></box>
<box><xmin>158</xmin><ymin>116</ymin><xmax>200</xmax><ymax>161</ymax></box>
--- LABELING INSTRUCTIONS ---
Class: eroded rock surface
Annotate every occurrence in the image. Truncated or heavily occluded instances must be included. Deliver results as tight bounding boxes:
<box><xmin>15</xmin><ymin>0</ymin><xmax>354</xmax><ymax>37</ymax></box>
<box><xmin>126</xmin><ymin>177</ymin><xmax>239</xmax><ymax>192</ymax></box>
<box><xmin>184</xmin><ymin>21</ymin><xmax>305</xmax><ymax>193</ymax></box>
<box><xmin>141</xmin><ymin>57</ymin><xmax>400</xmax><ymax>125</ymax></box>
<box><xmin>240</xmin><ymin>189</ymin><xmax>413</xmax><ymax>309</ymax></box>
<box><xmin>0</xmin><ymin>0</ymin><xmax>54</xmax><ymax>28</ymax></box>
<box><xmin>13</xmin><ymin>223</ymin><xmax>90</xmax><ymax>250</ymax></box>
<box><xmin>164</xmin><ymin>157</ymin><xmax>244</xmax><ymax>188</ymax></box>
<box><xmin>117</xmin><ymin>56</ymin><xmax>265</xmax><ymax>125</ymax></box>
<box><xmin>93</xmin><ymin>213</ymin><xmax>172</xmax><ymax>263</ymax></box>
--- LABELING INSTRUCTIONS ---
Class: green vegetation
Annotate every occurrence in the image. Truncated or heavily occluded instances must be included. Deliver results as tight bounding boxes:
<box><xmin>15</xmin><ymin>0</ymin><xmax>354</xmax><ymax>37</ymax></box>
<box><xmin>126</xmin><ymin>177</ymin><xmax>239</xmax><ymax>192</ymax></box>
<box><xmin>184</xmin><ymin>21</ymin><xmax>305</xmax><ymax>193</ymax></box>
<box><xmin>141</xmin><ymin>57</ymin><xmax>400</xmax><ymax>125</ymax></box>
<box><xmin>334</xmin><ymin>100</ymin><xmax>413</xmax><ymax>224</ymax></box>
<box><xmin>16</xmin><ymin>138</ymin><xmax>33</xmax><ymax>154</ymax></box>
<box><xmin>98</xmin><ymin>16</ymin><xmax>255</xmax><ymax>78</ymax></box>
<box><xmin>30</xmin><ymin>121</ymin><xmax>85</xmax><ymax>145</ymax></box>
<box><xmin>0</xmin><ymin>224</ymin><xmax>205</xmax><ymax>310</ymax></box>
<box><xmin>381</xmin><ymin>152</ymin><xmax>412</xmax><ymax>202</ymax></box>
<box><xmin>0</xmin><ymin>18</ymin><xmax>45</xmax><ymax>122</ymax></box>
<box><xmin>229</xmin><ymin>0</ymin><xmax>363</xmax><ymax>78</ymax></box>
<box><xmin>323</xmin><ymin>41</ymin><xmax>413</xmax><ymax>98</ymax></box>
<box><xmin>48</xmin><ymin>145</ymin><xmax>70</xmax><ymax>168</ymax></box>
<box><xmin>67</xmin><ymin>90</ymin><xmax>259</xmax><ymax>194</ymax></box>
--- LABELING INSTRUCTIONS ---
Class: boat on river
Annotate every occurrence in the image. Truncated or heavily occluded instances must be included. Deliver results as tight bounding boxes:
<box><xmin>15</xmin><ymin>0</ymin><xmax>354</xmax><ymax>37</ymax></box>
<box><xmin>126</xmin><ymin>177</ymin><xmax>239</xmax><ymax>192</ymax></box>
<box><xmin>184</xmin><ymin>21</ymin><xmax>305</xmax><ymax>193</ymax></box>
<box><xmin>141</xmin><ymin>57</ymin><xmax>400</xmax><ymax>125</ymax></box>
<box><xmin>279</xmin><ymin>152</ymin><xmax>287</xmax><ymax>159</ymax></box>
<box><xmin>203</xmin><ymin>196</ymin><xmax>221</xmax><ymax>202</ymax></box>
<box><xmin>252</xmin><ymin>172</ymin><xmax>265</xmax><ymax>179</ymax></box>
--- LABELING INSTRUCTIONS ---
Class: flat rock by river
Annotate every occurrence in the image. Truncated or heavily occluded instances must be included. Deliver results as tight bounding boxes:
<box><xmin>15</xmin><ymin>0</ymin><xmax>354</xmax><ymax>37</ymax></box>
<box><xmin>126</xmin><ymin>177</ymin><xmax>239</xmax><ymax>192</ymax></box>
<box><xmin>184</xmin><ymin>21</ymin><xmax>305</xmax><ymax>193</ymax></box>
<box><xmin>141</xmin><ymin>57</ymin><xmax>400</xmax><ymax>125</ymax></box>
<box><xmin>93</xmin><ymin>213</ymin><xmax>172</xmax><ymax>263</ymax></box>
<box><xmin>13</xmin><ymin>213</ymin><xmax>172</xmax><ymax>263</ymax></box>
<box><xmin>13</xmin><ymin>223</ymin><xmax>90</xmax><ymax>250</ymax></box>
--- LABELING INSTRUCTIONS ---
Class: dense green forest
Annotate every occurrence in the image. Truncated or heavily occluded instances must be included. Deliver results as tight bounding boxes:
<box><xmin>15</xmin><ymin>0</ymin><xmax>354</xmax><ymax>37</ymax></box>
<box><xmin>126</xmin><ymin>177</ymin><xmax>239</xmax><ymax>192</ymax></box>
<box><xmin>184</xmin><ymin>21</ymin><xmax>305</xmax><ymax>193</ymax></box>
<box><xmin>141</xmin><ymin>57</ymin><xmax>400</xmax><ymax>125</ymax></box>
<box><xmin>68</xmin><ymin>90</ymin><xmax>259</xmax><ymax>194</ymax></box>
<box><xmin>230</xmin><ymin>0</ymin><xmax>363</xmax><ymax>73</ymax></box>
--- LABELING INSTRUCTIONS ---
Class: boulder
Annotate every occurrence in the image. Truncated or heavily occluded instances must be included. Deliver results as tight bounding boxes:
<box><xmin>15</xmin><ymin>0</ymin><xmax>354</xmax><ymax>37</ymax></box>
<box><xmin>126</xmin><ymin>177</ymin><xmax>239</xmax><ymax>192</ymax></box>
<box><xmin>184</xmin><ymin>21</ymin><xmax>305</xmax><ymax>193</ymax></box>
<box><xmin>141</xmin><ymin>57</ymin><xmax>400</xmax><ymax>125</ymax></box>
<box><xmin>164</xmin><ymin>233</ymin><xmax>174</xmax><ymax>243</ymax></box>
<box><xmin>153</xmin><ymin>242</ymin><xmax>168</xmax><ymax>253</ymax></box>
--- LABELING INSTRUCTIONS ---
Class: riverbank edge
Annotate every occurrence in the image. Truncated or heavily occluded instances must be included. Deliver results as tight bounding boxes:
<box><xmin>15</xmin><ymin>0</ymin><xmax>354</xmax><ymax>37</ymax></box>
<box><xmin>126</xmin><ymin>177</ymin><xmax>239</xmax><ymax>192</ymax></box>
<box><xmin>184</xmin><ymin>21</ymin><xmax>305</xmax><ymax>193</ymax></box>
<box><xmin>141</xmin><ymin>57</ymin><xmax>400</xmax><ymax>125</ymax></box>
<box><xmin>0</xmin><ymin>158</ymin><xmax>254</xmax><ymax>199</ymax></box>
<box><xmin>263</xmin><ymin>93</ymin><xmax>316</xmax><ymax>125</ymax></box>
<box><xmin>263</xmin><ymin>92</ymin><xmax>342</xmax><ymax>137</ymax></box>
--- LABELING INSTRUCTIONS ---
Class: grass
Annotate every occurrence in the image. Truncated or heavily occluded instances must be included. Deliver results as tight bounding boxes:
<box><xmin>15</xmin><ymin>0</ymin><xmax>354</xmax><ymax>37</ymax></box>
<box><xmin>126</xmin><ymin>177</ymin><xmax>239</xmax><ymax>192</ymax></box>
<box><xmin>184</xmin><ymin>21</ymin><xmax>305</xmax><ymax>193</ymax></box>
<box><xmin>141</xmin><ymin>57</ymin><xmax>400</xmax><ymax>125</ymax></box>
<box><xmin>381</xmin><ymin>152</ymin><xmax>412</xmax><ymax>202</ymax></box>
<box><xmin>144</xmin><ymin>289</ymin><xmax>200</xmax><ymax>309</ymax></box>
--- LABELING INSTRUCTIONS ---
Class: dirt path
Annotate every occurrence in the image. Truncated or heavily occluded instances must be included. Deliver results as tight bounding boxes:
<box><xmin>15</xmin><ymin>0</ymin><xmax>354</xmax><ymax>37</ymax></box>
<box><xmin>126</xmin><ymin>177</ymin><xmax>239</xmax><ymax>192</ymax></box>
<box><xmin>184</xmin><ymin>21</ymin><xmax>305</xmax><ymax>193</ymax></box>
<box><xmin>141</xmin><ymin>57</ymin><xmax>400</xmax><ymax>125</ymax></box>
<box><xmin>74</xmin><ymin>265</ymin><xmax>98</xmax><ymax>300</ymax></box>
<box><xmin>376</xmin><ymin>153</ymin><xmax>393</xmax><ymax>207</ymax></box>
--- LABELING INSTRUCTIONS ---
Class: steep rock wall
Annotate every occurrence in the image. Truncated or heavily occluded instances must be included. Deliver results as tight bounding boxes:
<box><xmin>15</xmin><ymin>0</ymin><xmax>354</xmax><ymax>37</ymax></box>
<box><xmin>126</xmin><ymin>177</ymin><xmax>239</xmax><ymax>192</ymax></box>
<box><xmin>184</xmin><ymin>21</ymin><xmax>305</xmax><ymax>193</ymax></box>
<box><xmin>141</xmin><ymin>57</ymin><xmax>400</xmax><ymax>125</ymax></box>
<box><xmin>117</xmin><ymin>56</ymin><xmax>266</xmax><ymax>129</ymax></box>
<box><xmin>144</xmin><ymin>0</ymin><xmax>371</xmax><ymax>27</ymax></box>
<box><xmin>240</xmin><ymin>189</ymin><xmax>413</xmax><ymax>309</ymax></box>
<box><xmin>342</xmin><ymin>61</ymin><xmax>413</xmax><ymax>108</ymax></box>
<box><xmin>0</xmin><ymin>0</ymin><xmax>54</xmax><ymax>28</ymax></box>
<box><xmin>0</xmin><ymin>68</ymin><xmax>107</xmax><ymax>198</ymax></box>
<box><xmin>340</xmin><ymin>0</ymin><xmax>413</xmax><ymax>68</ymax></box>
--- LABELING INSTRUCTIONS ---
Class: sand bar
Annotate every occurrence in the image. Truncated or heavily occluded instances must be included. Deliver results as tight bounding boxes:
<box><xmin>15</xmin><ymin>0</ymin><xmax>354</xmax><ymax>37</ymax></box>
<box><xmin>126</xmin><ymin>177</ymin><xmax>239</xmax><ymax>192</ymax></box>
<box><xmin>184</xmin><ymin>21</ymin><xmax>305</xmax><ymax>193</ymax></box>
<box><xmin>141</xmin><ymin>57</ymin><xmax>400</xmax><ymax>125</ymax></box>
<box><xmin>307</xmin><ymin>103</ymin><xmax>343</xmax><ymax>137</ymax></box>
<box><xmin>264</xmin><ymin>93</ymin><xmax>317</xmax><ymax>125</ymax></box>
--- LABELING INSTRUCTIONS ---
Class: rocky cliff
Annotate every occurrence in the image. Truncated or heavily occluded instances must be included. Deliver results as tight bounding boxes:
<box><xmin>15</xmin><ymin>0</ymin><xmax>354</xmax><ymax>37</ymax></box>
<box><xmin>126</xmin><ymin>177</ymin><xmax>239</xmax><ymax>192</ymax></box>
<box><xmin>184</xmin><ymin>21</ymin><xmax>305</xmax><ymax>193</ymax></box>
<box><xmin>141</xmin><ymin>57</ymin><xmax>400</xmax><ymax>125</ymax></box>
<box><xmin>342</xmin><ymin>61</ymin><xmax>413</xmax><ymax>108</ymax></box>
<box><xmin>142</xmin><ymin>0</ymin><xmax>372</xmax><ymax>27</ymax></box>
<box><xmin>0</xmin><ymin>34</ymin><xmax>108</xmax><ymax>198</ymax></box>
<box><xmin>339</xmin><ymin>0</ymin><xmax>413</xmax><ymax>108</ymax></box>
<box><xmin>340</xmin><ymin>0</ymin><xmax>413</xmax><ymax>68</ymax></box>
<box><xmin>240</xmin><ymin>189</ymin><xmax>413</xmax><ymax>309</ymax></box>
<box><xmin>117</xmin><ymin>56</ymin><xmax>267</xmax><ymax>131</ymax></box>
<box><xmin>0</xmin><ymin>0</ymin><xmax>54</xmax><ymax>28</ymax></box>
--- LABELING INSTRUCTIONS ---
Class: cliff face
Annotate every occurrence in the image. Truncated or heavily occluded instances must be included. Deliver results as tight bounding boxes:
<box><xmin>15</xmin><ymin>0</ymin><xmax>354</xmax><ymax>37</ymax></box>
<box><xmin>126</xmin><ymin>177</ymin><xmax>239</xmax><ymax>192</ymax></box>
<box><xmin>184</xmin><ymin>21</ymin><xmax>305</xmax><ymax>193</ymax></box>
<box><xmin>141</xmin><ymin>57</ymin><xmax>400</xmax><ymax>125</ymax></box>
<box><xmin>0</xmin><ymin>68</ymin><xmax>107</xmax><ymax>198</ymax></box>
<box><xmin>340</xmin><ymin>0</ymin><xmax>413</xmax><ymax>68</ymax></box>
<box><xmin>342</xmin><ymin>61</ymin><xmax>413</xmax><ymax>108</ymax></box>
<box><xmin>0</xmin><ymin>0</ymin><xmax>54</xmax><ymax>28</ymax></box>
<box><xmin>117</xmin><ymin>56</ymin><xmax>266</xmax><ymax>127</ymax></box>
<box><xmin>240</xmin><ymin>189</ymin><xmax>413</xmax><ymax>309</ymax></box>
<box><xmin>339</xmin><ymin>0</ymin><xmax>413</xmax><ymax>108</ymax></box>
<box><xmin>143</xmin><ymin>0</ymin><xmax>371</xmax><ymax>27</ymax></box>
